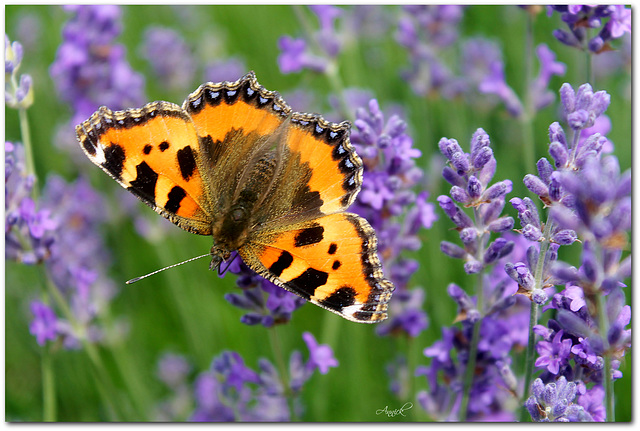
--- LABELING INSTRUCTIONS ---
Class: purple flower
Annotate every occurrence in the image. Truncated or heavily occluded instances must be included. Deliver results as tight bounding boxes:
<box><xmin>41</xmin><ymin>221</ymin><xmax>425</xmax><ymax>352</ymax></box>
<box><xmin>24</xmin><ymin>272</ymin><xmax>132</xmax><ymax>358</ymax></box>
<box><xmin>37</xmin><ymin>175</ymin><xmax>117</xmax><ymax>348</ymax></box>
<box><xmin>478</xmin><ymin>60</ymin><xmax>523</xmax><ymax>117</ymax></box>
<box><xmin>395</xmin><ymin>6</ymin><xmax>466</xmax><ymax>98</ymax></box>
<box><xmin>418</xmin><ymin>316</ymin><xmax>520</xmax><ymax>421</ymax></box>
<box><xmin>560</xmin><ymin>83</ymin><xmax>610</xmax><ymax>131</ymax></box>
<box><xmin>548</xmin><ymin>6</ymin><xmax>631</xmax><ymax>53</ymax></box>
<box><xmin>460</xmin><ymin>38</ymin><xmax>503</xmax><ymax>92</ymax></box>
<box><xmin>190</xmin><ymin>371</ymin><xmax>235</xmax><ymax>421</ymax></box>
<box><xmin>438</xmin><ymin>129</ymin><xmax>514</xmax><ymax>274</ymax></box>
<box><xmin>606</xmin><ymin>5</ymin><xmax>631</xmax><ymax>38</ymax></box>
<box><xmin>277</xmin><ymin>6</ymin><xmax>345</xmax><ymax>75</ymax></box>
<box><xmin>50</xmin><ymin>5</ymin><xmax>145</xmax><ymax>119</ymax></box>
<box><xmin>5</xmin><ymin>33</ymin><xmax>23</xmax><ymax>74</ymax></box>
<box><xmin>309</xmin><ymin>5</ymin><xmax>342</xmax><ymax>56</ymax></box>
<box><xmin>223</xmin><ymin>255</ymin><xmax>305</xmax><ymax>327</ymax></box>
<box><xmin>49</xmin><ymin>5</ymin><xmax>145</xmax><ymax>157</ymax></box>
<box><xmin>140</xmin><ymin>26</ymin><xmax>195</xmax><ymax>93</ymax></box>
<box><xmin>5</xmin><ymin>143</ymin><xmax>56</xmax><ymax>265</ymax></box>
<box><xmin>577</xmin><ymin>384</ymin><xmax>605</xmax><ymax>422</ymax></box>
<box><xmin>5</xmin><ymin>34</ymin><xmax>34</xmax><ymax>109</ymax></box>
<box><xmin>212</xmin><ymin>351</ymin><xmax>260</xmax><ymax>393</ymax></box>
<box><xmin>29</xmin><ymin>301</ymin><xmax>58</xmax><ymax>346</ymax></box>
<box><xmin>187</xmin><ymin>331</ymin><xmax>337</xmax><ymax>421</ymax></box>
<box><xmin>552</xmin><ymin>154</ymin><xmax>630</xmax><ymax>245</ymax></box>
<box><xmin>19</xmin><ymin>198</ymin><xmax>57</xmax><ymax>239</ymax></box>
<box><xmin>535</xmin><ymin>330</ymin><xmax>573</xmax><ymax>374</ymax></box>
<box><xmin>350</xmin><ymin>99</ymin><xmax>435</xmax><ymax>293</ymax></box>
<box><xmin>302</xmin><ymin>332</ymin><xmax>338</xmax><ymax>375</ymax></box>
<box><xmin>529</xmin><ymin>44</ymin><xmax>566</xmax><ymax>111</ymax></box>
<box><xmin>157</xmin><ymin>352</ymin><xmax>191</xmax><ymax>388</ymax></box>
<box><xmin>525</xmin><ymin>376</ymin><xmax>593</xmax><ymax>421</ymax></box>
<box><xmin>535</xmin><ymin>281</ymin><xmax>629</xmax><ymax>390</ymax></box>
<box><xmin>376</xmin><ymin>288</ymin><xmax>429</xmax><ymax>337</ymax></box>
<box><xmin>277</xmin><ymin>36</ymin><xmax>327</xmax><ymax>74</ymax></box>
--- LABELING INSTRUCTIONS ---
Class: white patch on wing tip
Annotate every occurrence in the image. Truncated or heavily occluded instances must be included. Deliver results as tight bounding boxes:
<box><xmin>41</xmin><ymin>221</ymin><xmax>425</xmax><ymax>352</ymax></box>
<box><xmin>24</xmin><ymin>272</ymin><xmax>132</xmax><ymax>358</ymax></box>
<box><xmin>93</xmin><ymin>144</ymin><xmax>106</xmax><ymax>165</ymax></box>
<box><xmin>341</xmin><ymin>303</ymin><xmax>365</xmax><ymax>317</ymax></box>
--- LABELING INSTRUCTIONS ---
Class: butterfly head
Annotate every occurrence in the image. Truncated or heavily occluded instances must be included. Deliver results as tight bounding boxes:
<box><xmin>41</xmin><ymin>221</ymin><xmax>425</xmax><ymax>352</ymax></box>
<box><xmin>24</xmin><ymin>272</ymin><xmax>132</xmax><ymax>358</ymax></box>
<box><xmin>209</xmin><ymin>245</ymin><xmax>232</xmax><ymax>271</ymax></box>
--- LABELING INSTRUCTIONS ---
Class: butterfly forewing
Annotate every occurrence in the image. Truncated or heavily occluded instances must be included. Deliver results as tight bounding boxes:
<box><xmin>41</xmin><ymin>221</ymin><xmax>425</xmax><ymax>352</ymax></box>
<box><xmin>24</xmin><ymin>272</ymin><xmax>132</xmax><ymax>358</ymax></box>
<box><xmin>76</xmin><ymin>103</ymin><xmax>213</xmax><ymax>235</ymax></box>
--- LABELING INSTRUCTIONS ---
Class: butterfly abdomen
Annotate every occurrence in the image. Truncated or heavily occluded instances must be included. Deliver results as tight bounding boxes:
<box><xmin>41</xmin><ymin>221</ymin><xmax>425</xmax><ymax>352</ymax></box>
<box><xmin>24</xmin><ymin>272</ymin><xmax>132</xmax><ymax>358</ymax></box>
<box><xmin>238</xmin><ymin>151</ymin><xmax>279</xmax><ymax>206</ymax></box>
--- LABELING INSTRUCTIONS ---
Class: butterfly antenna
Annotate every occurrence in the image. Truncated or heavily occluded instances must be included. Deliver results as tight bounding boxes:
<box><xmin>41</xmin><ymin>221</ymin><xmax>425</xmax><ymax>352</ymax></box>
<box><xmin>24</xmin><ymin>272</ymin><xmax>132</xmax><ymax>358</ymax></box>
<box><xmin>126</xmin><ymin>253</ymin><xmax>210</xmax><ymax>284</ymax></box>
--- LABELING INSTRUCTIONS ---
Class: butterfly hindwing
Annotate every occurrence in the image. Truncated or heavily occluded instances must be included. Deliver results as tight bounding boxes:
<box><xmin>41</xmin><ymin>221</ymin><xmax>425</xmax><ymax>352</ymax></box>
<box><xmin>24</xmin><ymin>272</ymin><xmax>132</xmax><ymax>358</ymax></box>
<box><xmin>239</xmin><ymin>213</ymin><xmax>394</xmax><ymax>322</ymax></box>
<box><xmin>76</xmin><ymin>103</ymin><xmax>213</xmax><ymax>235</ymax></box>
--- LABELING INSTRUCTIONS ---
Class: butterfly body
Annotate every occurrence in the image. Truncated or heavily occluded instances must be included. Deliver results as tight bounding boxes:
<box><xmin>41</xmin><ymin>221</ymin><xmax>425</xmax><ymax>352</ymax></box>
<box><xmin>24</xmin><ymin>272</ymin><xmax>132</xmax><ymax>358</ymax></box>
<box><xmin>76</xmin><ymin>72</ymin><xmax>394</xmax><ymax>323</ymax></box>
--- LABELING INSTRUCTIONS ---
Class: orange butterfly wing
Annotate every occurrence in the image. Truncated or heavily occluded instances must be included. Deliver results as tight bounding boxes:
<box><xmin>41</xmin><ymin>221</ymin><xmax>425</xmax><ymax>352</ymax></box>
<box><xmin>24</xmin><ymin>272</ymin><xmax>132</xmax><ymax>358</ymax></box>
<box><xmin>76</xmin><ymin>102</ymin><xmax>213</xmax><ymax>235</ymax></box>
<box><xmin>240</xmin><ymin>213</ymin><xmax>393</xmax><ymax>322</ymax></box>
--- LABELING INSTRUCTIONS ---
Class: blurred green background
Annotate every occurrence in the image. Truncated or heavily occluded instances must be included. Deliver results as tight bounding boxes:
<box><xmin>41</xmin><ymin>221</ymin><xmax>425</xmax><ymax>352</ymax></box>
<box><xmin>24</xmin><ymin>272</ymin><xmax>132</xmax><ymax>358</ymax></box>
<box><xmin>5</xmin><ymin>5</ymin><xmax>631</xmax><ymax>422</ymax></box>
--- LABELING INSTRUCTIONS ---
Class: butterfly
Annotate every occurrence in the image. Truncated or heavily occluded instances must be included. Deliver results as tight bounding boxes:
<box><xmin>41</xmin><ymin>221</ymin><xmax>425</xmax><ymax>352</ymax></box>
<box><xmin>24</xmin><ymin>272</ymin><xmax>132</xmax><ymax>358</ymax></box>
<box><xmin>76</xmin><ymin>72</ymin><xmax>394</xmax><ymax>323</ymax></box>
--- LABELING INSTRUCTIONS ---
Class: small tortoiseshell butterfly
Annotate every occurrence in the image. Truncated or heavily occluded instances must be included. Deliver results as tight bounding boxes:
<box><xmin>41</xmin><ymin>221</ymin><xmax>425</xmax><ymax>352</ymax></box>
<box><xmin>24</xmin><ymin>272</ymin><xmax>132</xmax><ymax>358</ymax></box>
<box><xmin>76</xmin><ymin>72</ymin><xmax>394</xmax><ymax>323</ymax></box>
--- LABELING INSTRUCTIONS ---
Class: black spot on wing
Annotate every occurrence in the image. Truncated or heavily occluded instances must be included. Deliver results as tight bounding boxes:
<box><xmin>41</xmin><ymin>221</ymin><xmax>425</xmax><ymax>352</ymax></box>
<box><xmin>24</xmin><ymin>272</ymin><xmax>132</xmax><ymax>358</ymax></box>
<box><xmin>328</xmin><ymin>243</ymin><xmax>338</xmax><ymax>255</ymax></box>
<box><xmin>332</xmin><ymin>260</ymin><xmax>341</xmax><ymax>270</ymax></box>
<box><xmin>320</xmin><ymin>286</ymin><xmax>356</xmax><ymax>310</ymax></box>
<box><xmin>143</xmin><ymin>144</ymin><xmax>152</xmax><ymax>155</ymax></box>
<box><xmin>128</xmin><ymin>161</ymin><xmax>158</xmax><ymax>202</ymax></box>
<box><xmin>102</xmin><ymin>143</ymin><xmax>126</xmax><ymax>179</ymax></box>
<box><xmin>199</xmin><ymin>135</ymin><xmax>224</xmax><ymax>171</ymax></box>
<box><xmin>291</xmin><ymin>183</ymin><xmax>323</xmax><ymax>213</ymax></box>
<box><xmin>286</xmin><ymin>268</ymin><xmax>328</xmax><ymax>298</ymax></box>
<box><xmin>177</xmin><ymin>145</ymin><xmax>196</xmax><ymax>181</ymax></box>
<box><xmin>165</xmin><ymin>186</ymin><xmax>187</xmax><ymax>214</ymax></box>
<box><xmin>294</xmin><ymin>225</ymin><xmax>324</xmax><ymax>247</ymax></box>
<box><xmin>159</xmin><ymin>141</ymin><xmax>170</xmax><ymax>152</ymax></box>
<box><xmin>269</xmin><ymin>251</ymin><xmax>293</xmax><ymax>277</ymax></box>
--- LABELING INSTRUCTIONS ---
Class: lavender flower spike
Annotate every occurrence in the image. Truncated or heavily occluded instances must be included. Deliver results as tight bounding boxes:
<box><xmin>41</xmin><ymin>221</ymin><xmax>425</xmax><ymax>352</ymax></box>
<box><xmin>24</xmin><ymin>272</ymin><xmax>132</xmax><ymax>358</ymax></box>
<box><xmin>526</xmin><ymin>377</ymin><xmax>593</xmax><ymax>422</ymax></box>
<box><xmin>5</xmin><ymin>34</ymin><xmax>34</xmax><ymax>109</ymax></box>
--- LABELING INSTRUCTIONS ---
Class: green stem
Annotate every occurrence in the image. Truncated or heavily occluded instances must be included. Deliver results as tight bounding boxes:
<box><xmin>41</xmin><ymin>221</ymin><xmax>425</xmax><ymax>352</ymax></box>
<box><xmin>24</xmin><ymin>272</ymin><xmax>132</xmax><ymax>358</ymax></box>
<box><xmin>267</xmin><ymin>326</ymin><xmax>297</xmax><ymax>421</ymax></box>
<box><xmin>458</xmin><ymin>285</ymin><xmax>483</xmax><ymax>421</ymax></box>
<box><xmin>325</xmin><ymin>65</ymin><xmax>354</xmax><ymax>122</ymax></box>
<box><xmin>459</xmin><ymin>209</ymin><xmax>488</xmax><ymax>421</ymax></box>
<box><xmin>518</xmin><ymin>216</ymin><xmax>554</xmax><ymax>421</ymax></box>
<box><xmin>405</xmin><ymin>336</ymin><xmax>419</xmax><ymax>421</ymax></box>
<box><xmin>18</xmin><ymin>108</ymin><xmax>37</xmax><ymax>186</ymax></box>
<box><xmin>518</xmin><ymin>301</ymin><xmax>538</xmax><ymax>422</ymax></box>
<box><xmin>291</xmin><ymin>4</ymin><xmax>353</xmax><ymax>122</ymax></box>
<box><xmin>43</xmin><ymin>274</ymin><xmax>127</xmax><ymax>420</ymax></box>
<box><xmin>42</xmin><ymin>344</ymin><xmax>56</xmax><ymax>421</ymax></box>
<box><xmin>583</xmin><ymin>28</ymin><xmax>594</xmax><ymax>85</ymax></box>
<box><xmin>596</xmin><ymin>279</ymin><xmax>614</xmax><ymax>421</ymax></box>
